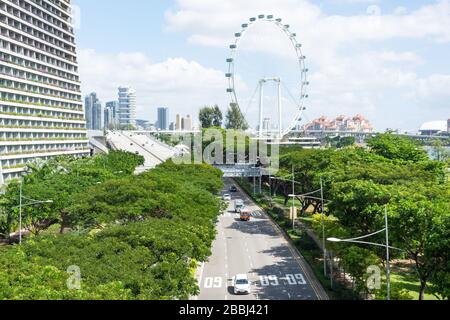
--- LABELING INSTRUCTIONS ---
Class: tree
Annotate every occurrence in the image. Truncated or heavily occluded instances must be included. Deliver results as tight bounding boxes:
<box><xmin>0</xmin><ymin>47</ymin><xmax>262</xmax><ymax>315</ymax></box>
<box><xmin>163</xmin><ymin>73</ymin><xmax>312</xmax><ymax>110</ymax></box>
<box><xmin>367</xmin><ymin>133</ymin><xmax>428</xmax><ymax>162</ymax></box>
<box><xmin>430</xmin><ymin>139</ymin><xmax>450</xmax><ymax>162</ymax></box>
<box><xmin>337</xmin><ymin>136</ymin><xmax>356</xmax><ymax>149</ymax></box>
<box><xmin>340</xmin><ymin>246</ymin><xmax>380</xmax><ymax>296</ymax></box>
<box><xmin>0</xmin><ymin>160</ymin><xmax>224</xmax><ymax>300</ymax></box>
<box><xmin>199</xmin><ymin>105</ymin><xmax>223</xmax><ymax>128</ymax></box>
<box><xmin>225</xmin><ymin>103</ymin><xmax>248</xmax><ymax>130</ymax></box>
<box><xmin>388</xmin><ymin>184</ymin><xmax>449</xmax><ymax>300</ymax></box>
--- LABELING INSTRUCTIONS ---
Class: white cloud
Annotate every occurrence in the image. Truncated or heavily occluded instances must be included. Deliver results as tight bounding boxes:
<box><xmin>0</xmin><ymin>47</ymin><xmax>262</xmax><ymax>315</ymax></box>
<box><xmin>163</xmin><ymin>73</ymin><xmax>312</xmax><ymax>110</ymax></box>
<box><xmin>78</xmin><ymin>49</ymin><xmax>231</xmax><ymax>124</ymax></box>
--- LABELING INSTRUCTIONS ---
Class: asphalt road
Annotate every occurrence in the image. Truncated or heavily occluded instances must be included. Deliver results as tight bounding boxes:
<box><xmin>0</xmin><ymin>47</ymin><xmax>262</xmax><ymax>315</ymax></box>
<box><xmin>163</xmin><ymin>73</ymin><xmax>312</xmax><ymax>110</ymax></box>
<box><xmin>194</xmin><ymin>179</ymin><xmax>328</xmax><ymax>301</ymax></box>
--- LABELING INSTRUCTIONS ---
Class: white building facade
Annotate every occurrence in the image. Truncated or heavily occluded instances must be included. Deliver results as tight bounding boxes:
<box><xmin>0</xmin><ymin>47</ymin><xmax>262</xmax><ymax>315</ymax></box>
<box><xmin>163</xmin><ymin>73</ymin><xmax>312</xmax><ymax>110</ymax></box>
<box><xmin>118</xmin><ymin>86</ymin><xmax>136</xmax><ymax>129</ymax></box>
<box><xmin>0</xmin><ymin>0</ymin><xmax>90</xmax><ymax>184</ymax></box>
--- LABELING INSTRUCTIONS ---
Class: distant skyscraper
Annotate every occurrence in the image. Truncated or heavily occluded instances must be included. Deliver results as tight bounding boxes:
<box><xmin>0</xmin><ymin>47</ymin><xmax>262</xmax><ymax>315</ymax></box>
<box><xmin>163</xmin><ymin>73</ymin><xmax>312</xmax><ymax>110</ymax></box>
<box><xmin>85</xmin><ymin>93</ymin><xmax>102</xmax><ymax>130</ymax></box>
<box><xmin>105</xmin><ymin>101</ymin><xmax>119</xmax><ymax>129</ymax></box>
<box><xmin>157</xmin><ymin>107</ymin><xmax>169</xmax><ymax>130</ymax></box>
<box><xmin>169</xmin><ymin>122</ymin><xmax>175</xmax><ymax>131</ymax></box>
<box><xmin>176</xmin><ymin>114</ymin><xmax>182</xmax><ymax>131</ymax></box>
<box><xmin>118</xmin><ymin>87</ymin><xmax>136</xmax><ymax>128</ymax></box>
<box><xmin>184</xmin><ymin>115</ymin><xmax>192</xmax><ymax>131</ymax></box>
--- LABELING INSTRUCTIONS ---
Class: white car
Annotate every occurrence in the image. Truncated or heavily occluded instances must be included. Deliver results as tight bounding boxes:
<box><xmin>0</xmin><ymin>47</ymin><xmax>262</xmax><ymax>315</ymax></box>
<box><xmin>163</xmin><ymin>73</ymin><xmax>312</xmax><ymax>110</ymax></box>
<box><xmin>222</xmin><ymin>194</ymin><xmax>232</xmax><ymax>201</ymax></box>
<box><xmin>233</xmin><ymin>274</ymin><xmax>251</xmax><ymax>295</ymax></box>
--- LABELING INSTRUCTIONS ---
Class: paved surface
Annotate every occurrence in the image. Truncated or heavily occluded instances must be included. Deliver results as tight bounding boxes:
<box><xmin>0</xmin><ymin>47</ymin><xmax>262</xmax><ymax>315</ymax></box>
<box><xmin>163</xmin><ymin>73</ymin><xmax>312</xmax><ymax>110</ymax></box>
<box><xmin>106</xmin><ymin>131</ymin><xmax>175</xmax><ymax>173</ymax></box>
<box><xmin>194</xmin><ymin>179</ymin><xmax>328</xmax><ymax>301</ymax></box>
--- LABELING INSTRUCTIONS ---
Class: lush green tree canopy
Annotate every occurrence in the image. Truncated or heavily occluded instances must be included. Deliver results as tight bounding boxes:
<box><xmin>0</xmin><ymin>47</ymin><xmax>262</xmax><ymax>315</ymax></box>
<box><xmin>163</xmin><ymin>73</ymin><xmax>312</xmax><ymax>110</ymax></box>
<box><xmin>367</xmin><ymin>133</ymin><xmax>428</xmax><ymax>162</ymax></box>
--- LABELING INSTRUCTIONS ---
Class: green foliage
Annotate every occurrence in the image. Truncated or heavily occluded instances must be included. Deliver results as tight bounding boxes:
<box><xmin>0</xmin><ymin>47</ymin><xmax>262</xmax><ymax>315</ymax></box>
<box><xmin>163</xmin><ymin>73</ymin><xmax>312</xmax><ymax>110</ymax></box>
<box><xmin>340</xmin><ymin>246</ymin><xmax>380</xmax><ymax>294</ymax></box>
<box><xmin>0</xmin><ymin>158</ymin><xmax>223</xmax><ymax>300</ymax></box>
<box><xmin>375</xmin><ymin>283</ymin><xmax>413</xmax><ymax>300</ymax></box>
<box><xmin>430</xmin><ymin>139</ymin><xmax>450</xmax><ymax>163</ymax></box>
<box><xmin>388</xmin><ymin>186</ymin><xmax>450</xmax><ymax>300</ymax></box>
<box><xmin>0</xmin><ymin>248</ymin><xmax>132</xmax><ymax>300</ymax></box>
<box><xmin>329</xmin><ymin>180</ymin><xmax>390</xmax><ymax>235</ymax></box>
<box><xmin>199</xmin><ymin>105</ymin><xmax>223</xmax><ymax>128</ymax></box>
<box><xmin>0</xmin><ymin>151</ymin><xmax>144</xmax><ymax>237</ymax></box>
<box><xmin>326</xmin><ymin>136</ymin><xmax>356</xmax><ymax>149</ymax></box>
<box><xmin>274</xmin><ymin>145</ymin><xmax>449</xmax><ymax>300</ymax></box>
<box><xmin>225</xmin><ymin>103</ymin><xmax>248</xmax><ymax>130</ymax></box>
<box><xmin>367</xmin><ymin>133</ymin><xmax>428</xmax><ymax>162</ymax></box>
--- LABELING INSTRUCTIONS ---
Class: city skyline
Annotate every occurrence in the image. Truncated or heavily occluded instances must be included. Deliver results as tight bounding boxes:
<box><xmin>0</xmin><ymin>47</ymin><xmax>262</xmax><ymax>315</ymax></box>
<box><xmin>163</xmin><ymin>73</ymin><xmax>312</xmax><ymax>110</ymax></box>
<box><xmin>73</xmin><ymin>0</ymin><xmax>450</xmax><ymax>132</ymax></box>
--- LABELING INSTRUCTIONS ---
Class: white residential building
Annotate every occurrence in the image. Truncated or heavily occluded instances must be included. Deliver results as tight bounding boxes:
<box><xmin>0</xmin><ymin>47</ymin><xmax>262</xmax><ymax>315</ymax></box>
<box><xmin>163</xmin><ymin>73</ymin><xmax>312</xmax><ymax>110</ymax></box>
<box><xmin>0</xmin><ymin>0</ymin><xmax>90</xmax><ymax>183</ymax></box>
<box><xmin>118</xmin><ymin>86</ymin><xmax>136</xmax><ymax>129</ymax></box>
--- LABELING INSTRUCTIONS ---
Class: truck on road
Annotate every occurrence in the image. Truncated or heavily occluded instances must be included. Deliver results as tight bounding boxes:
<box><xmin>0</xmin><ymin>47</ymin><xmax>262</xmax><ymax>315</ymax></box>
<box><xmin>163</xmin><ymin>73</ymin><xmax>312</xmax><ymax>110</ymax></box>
<box><xmin>234</xmin><ymin>199</ymin><xmax>245</xmax><ymax>213</ymax></box>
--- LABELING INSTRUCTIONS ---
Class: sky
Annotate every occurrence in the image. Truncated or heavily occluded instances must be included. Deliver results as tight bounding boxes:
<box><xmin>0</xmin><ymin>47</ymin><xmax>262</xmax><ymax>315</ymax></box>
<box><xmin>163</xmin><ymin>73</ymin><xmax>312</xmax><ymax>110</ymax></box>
<box><xmin>72</xmin><ymin>0</ymin><xmax>450</xmax><ymax>132</ymax></box>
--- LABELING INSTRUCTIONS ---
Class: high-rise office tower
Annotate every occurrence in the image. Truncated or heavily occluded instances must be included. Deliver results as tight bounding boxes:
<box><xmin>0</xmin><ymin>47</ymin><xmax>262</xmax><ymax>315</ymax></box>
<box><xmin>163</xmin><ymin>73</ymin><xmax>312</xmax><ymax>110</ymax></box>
<box><xmin>176</xmin><ymin>114</ymin><xmax>181</xmax><ymax>131</ymax></box>
<box><xmin>157</xmin><ymin>107</ymin><xmax>169</xmax><ymax>131</ymax></box>
<box><xmin>84</xmin><ymin>92</ymin><xmax>102</xmax><ymax>130</ymax></box>
<box><xmin>118</xmin><ymin>86</ymin><xmax>136</xmax><ymax>129</ymax></box>
<box><xmin>184</xmin><ymin>115</ymin><xmax>192</xmax><ymax>131</ymax></box>
<box><xmin>104</xmin><ymin>101</ymin><xmax>118</xmax><ymax>130</ymax></box>
<box><xmin>0</xmin><ymin>0</ymin><xmax>89</xmax><ymax>183</ymax></box>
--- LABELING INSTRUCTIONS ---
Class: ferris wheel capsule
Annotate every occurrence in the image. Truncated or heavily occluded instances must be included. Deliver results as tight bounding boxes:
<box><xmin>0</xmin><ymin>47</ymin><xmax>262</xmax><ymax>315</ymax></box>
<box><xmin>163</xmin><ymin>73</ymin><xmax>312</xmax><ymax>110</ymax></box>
<box><xmin>276</xmin><ymin>18</ymin><xmax>282</xmax><ymax>22</ymax></box>
<box><xmin>250</xmin><ymin>17</ymin><xmax>256</xmax><ymax>22</ymax></box>
<box><xmin>230</xmin><ymin>44</ymin><xmax>237</xmax><ymax>49</ymax></box>
<box><xmin>267</xmin><ymin>15</ymin><xmax>274</xmax><ymax>19</ymax></box>
<box><xmin>258</xmin><ymin>15</ymin><xmax>265</xmax><ymax>19</ymax></box>
<box><xmin>242</xmin><ymin>23</ymin><xmax>248</xmax><ymax>28</ymax></box>
<box><xmin>226</xmin><ymin>58</ymin><xmax>233</xmax><ymax>63</ymax></box>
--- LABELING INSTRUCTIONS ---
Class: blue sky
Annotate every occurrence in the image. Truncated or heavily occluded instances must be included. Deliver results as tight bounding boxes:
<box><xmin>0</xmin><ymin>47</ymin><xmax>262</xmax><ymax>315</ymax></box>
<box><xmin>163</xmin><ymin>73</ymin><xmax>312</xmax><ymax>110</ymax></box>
<box><xmin>72</xmin><ymin>0</ymin><xmax>450</xmax><ymax>132</ymax></box>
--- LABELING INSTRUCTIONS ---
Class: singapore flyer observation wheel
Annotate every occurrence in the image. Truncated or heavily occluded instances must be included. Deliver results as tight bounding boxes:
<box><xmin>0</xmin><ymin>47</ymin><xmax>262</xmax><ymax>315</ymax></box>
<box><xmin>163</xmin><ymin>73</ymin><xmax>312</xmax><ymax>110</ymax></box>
<box><xmin>226</xmin><ymin>15</ymin><xmax>309</xmax><ymax>139</ymax></box>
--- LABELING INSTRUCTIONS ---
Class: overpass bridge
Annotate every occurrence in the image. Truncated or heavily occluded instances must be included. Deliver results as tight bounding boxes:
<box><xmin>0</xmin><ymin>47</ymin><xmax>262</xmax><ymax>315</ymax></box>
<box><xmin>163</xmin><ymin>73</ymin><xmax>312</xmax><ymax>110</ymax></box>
<box><xmin>214</xmin><ymin>164</ymin><xmax>264</xmax><ymax>194</ymax></box>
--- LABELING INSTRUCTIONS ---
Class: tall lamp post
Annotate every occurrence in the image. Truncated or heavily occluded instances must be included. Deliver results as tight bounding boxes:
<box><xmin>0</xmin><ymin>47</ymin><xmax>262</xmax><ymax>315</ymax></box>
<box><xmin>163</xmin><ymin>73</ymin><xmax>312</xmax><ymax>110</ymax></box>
<box><xmin>327</xmin><ymin>206</ymin><xmax>401</xmax><ymax>300</ymax></box>
<box><xmin>289</xmin><ymin>188</ymin><xmax>328</xmax><ymax>276</ymax></box>
<box><xmin>17</xmin><ymin>181</ymin><xmax>53</xmax><ymax>244</ymax></box>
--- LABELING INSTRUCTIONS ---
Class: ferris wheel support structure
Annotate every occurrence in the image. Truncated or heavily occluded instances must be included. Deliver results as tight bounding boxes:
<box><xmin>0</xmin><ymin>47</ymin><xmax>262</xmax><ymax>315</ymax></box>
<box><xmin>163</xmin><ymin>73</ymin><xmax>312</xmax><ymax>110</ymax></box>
<box><xmin>258</xmin><ymin>78</ymin><xmax>283</xmax><ymax>138</ymax></box>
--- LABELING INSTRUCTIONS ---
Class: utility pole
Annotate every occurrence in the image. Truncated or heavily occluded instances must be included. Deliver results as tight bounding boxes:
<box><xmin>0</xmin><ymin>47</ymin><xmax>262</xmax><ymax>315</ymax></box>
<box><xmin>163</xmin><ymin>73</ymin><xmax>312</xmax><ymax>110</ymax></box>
<box><xmin>385</xmin><ymin>205</ymin><xmax>391</xmax><ymax>301</ymax></box>
<box><xmin>321</xmin><ymin>176</ymin><xmax>326</xmax><ymax>276</ymax></box>
<box><xmin>291</xmin><ymin>165</ymin><xmax>295</xmax><ymax>230</ymax></box>
<box><xmin>19</xmin><ymin>181</ymin><xmax>23</xmax><ymax>245</ymax></box>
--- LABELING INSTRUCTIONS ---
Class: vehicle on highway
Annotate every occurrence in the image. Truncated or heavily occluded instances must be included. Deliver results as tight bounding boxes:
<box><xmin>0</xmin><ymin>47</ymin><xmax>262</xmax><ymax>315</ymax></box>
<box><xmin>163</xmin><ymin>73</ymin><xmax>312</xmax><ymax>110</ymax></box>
<box><xmin>234</xmin><ymin>199</ymin><xmax>245</xmax><ymax>213</ymax></box>
<box><xmin>230</xmin><ymin>185</ymin><xmax>238</xmax><ymax>192</ymax></box>
<box><xmin>233</xmin><ymin>274</ymin><xmax>251</xmax><ymax>295</ymax></box>
<box><xmin>239</xmin><ymin>209</ymin><xmax>251</xmax><ymax>222</ymax></box>
<box><xmin>222</xmin><ymin>194</ymin><xmax>232</xmax><ymax>201</ymax></box>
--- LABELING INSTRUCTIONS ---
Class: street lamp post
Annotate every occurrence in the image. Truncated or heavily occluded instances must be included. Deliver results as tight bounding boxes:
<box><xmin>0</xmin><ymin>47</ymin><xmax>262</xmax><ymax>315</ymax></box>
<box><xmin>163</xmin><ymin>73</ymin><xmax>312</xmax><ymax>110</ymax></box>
<box><xmin>17</xmin><ymin>180</ymin><xmax>53</xmax><ymax>245</ymax></box>
<box><xmin>327</xmin><ymin>206</ymin><xmax>400</xmax><ymax>300</ymax></box>
<box><xmin>271</xmin><ymin>175</ymin><xmax>329</xmax><ymax>276</ymax></box>
<box><xmin>320</xmin><ymin>177</ymin><xmax>326</xmax><ymax>277</ymax></box>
